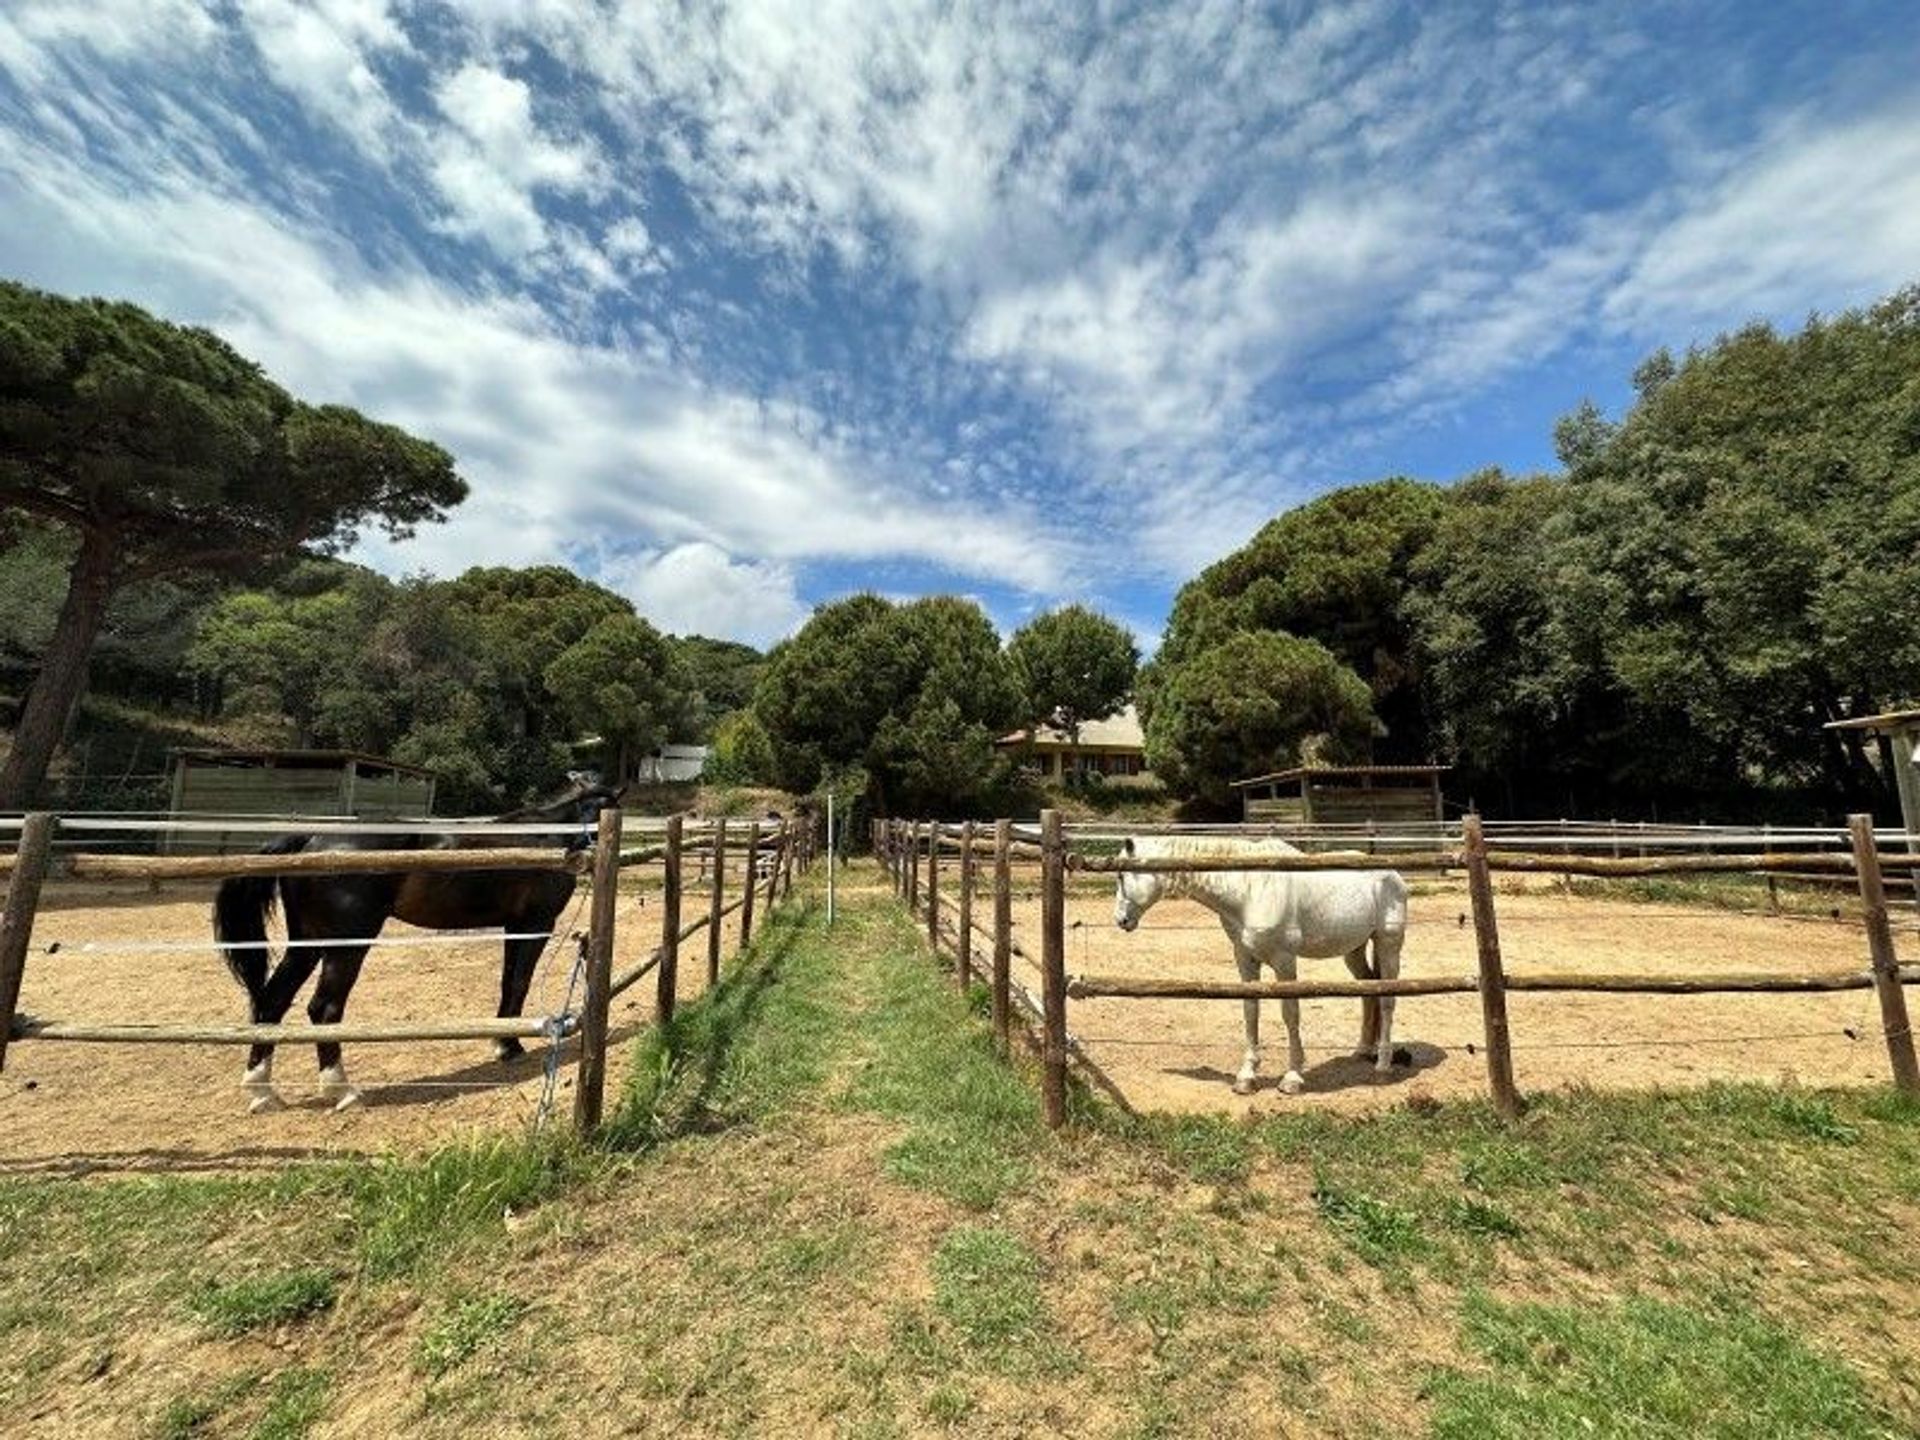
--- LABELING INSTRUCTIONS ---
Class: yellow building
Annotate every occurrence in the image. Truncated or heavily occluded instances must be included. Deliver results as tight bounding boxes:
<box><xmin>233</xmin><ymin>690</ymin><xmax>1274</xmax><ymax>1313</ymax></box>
<box><xmin>998</xmin><ymin>704</ymin><xmax>1150</xmax><ymax>783</ymax></box>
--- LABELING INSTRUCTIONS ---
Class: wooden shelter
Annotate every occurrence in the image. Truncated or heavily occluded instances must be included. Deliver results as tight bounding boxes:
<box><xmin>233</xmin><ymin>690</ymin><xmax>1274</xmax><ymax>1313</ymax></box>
<box><xmin>1229</xmin><ymin>764</ymin><xmax>1447</xmax><ymax>827</ymax></box>
<box><xmin>164</xmin><ymin>749</ymin><xmax>437</xmax><ymax>852</ymax></box>
<box><xmin>1824</xmin><ymin>708</ymin><xmax>1920</xmax><ymax>837</ymax></box>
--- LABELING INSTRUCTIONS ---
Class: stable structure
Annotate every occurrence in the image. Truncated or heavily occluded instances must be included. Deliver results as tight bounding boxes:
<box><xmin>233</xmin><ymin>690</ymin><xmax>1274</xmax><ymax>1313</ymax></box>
<box><xmin>634</xmin><ymin>744</ymin><xmax>710</xmax><ymax>784</ymax></box>
<box><xmin>1230</xmin><ymin>763</ymin><xmax>1446</xmax><ymax>828</ymax></box>
<box><xmin>165</xmin><ymin>749</ymin><xmax>436</xmax><ymax>852</ymax></box>
<box><xmin>1825</xmin><ymin>709</ymin><xmax>1920</xmax><ymax>838</ymax></box>
<box><xmin>998</xmin><ymin>704</ymin><xmax>1150</xmax><ymax>783</ymax></box>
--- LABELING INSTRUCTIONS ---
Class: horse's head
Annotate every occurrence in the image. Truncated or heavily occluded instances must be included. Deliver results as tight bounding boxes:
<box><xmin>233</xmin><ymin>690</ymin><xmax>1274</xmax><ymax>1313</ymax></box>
<box><xmin>554</xmin><ymin>771</ymin><xmax>629</xmax><ymax>847</ymax></box>
<box><xmin>1113</xmin><ymin>837</ymin><xmax>1166</xmax><ymax>932</ymax></box>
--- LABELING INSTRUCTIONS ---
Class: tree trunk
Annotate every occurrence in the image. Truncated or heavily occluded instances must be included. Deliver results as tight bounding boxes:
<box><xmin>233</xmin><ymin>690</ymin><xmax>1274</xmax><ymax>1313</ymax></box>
<box><xmin>0</xmin><ymin>527</ymin><xmax>117</xmax><ymax>810</ymax></box>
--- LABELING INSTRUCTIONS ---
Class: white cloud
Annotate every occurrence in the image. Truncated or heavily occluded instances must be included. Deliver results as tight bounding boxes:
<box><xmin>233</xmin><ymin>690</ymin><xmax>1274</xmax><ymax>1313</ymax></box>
<box><xmin>0</xmin><ymin>121</ymin><xmax>1068</xmax><ymax>602</ymax></box>
<box><xmin>1606</xmin><ymin>105</ymin><xmax>1920</xmax><ymax>334</ymax></box>
<box><xmin>235</xmin><ymin>0</ymin><xmax>409</xmax><ymax>157</ymax></box>
<box><xmin>428</xmin><ymin>62</ymin><xmax>601</xmax><ymax>256</ymax></box>
<box><xmin>595</xmin><ymin>543</ymin><xmax>808</xmax><ymax>646</ymax></box>
<box><xmin>0</xmin><ymin>0</ymin><xmax>217</xmax><ymax>81</ymax></box>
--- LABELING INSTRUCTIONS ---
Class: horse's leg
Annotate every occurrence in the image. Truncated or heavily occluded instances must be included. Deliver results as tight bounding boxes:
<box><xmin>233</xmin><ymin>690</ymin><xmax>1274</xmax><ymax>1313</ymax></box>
<box><xmin>494</xmin><ymin>932</ymin><xmax>549</xmax><ymax>1062</ymax></box>
<box><xmin>1344</xmin><ymin>945</ymin><xmax>1380</xmax><ymax>1058</ymax></box>
<box><xmin>1372</xmin><ymin>929</ymin><xmax>1404</xmax><ymax>1073</ymax></box>
<box><xmin>308</xmin><ymin>945</ymin><xmax>370</xmax><ymax>1111</ymax></box>
<box><xmin>1272</xmin><ymin>952</ymin><xmax>1308</xmax><ymax>1095</ymax></box>
<box><xmin>240</xmin><ymin>883</ymin><xmax>326</xmax><ymax>1115</ymax></box>
<box><xmin>1230</xmin><ymin>939</ymin><xmax>1262</xmax><ymax>1096</ymax></box>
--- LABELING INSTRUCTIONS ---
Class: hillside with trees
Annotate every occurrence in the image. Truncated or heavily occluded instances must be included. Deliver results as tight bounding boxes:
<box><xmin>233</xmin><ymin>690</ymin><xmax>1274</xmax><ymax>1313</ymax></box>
<box><xmin>1141</xmin><ymin>286</ymin><xmax>1920</xmax><ymax>818</ymax></box>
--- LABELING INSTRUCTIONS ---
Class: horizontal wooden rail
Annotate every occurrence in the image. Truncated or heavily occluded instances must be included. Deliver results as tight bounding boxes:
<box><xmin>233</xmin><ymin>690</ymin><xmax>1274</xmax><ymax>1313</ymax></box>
<box><xmin>1069</xmin><ymin>974</ymin><xmax>1478</xmax><ymax>1000</ymax></box>
<box><xmin>607</xmin><ymin>894</ymin><xmax>748</xmax><ymax>999</ymax></box>
<box><xmin>8</xmin><ymin>1014</ymin><xmax>562</xmax><ymax>1046</ymax></box>
<box><xmin>1071</xmin><ymin>850</ymin><xmax>1459</xmax><ymax>874</ymax></box>
<box><xmin>1069</xmin><ymin>849</ymin><xmax>1915</xmax><ymax>878</ymax></box>
<box><xmin>1066</xmin><ymin>965</ymin><xmax>1920</xmax><ymax>1002</ymax></box>
<box><xmin>7</xmin><ymin>847</ymin><xmax>591</xmax><ymax>882</ymax></box>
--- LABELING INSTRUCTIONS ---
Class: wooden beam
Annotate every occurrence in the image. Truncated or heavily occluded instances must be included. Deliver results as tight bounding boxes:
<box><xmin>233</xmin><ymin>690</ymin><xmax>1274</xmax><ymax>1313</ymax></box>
<box><xmin>573</xmin><ymin>807</ymin><xmax>623</xmax><ymax>1134</ymax></box>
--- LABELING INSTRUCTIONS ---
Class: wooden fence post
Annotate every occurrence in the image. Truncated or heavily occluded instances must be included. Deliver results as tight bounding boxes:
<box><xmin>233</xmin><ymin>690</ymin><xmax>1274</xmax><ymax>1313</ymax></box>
<box><xmin>1463</xmin><ymin>814</ymin><xmax>1522</xmax><ymax>1119</ymax></box>
<box><xmin>573</xmin><ymin>807</ymin><xmax>623</xmax><ymax>1134</ymax></box>
<box><xmin>740</xmin><ymin>820</ymin><xmax>761</xmax><ymax>949</ymax></box>
<box><xmin>707</xmin><ymin>818</ymin><xmax>727</xmax><ymax>988</ymax></box>
<box><xmin>1040</xmin><ymin>807</ymin><xmax>1068</xmax><ymax>1128</ymax></box>
<box><xmin>992</xmin><ymin>817</ymin><xmax>1012</xmax><ymax>1057</ymax></box>
<box><xmin>909</xmin><ymin>822</ymin><xmax>921</xmax><ymax>912</ymax></box>
<box><xmin>0</xmin><ymin>814</ymin><xmax>56</xmax><ymax>1074</ymax></box>
<box><xmin>957</xmin><ymin>820</ymin><xmax>975</xmax><ymax>990</ymax></box>
<box><xmin>927</xmin><ymin>822</ymin><xmax>941</xmax><ymax>951</ymax></box>
<box><xmin>657</xmin><ymin>814</ymin><xmax>683</xmax><ymax>1025</ymax></box>
<box><xmin>1850</xmin><ymin>814</ymin><xmax>1920</xmax><ymax>1096</ymax></box>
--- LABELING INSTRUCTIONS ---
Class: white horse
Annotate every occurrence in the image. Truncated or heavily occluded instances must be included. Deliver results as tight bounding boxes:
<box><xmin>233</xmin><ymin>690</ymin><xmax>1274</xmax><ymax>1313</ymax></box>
<box><xmin>1111</xmin><ymin>835</ymin><xmax>1409</xmax><ymax>1096</ymax></box>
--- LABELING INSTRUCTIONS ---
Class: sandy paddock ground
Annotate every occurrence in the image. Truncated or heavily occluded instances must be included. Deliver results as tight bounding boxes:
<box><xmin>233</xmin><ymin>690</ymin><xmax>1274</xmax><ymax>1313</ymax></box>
<box><xmin>998</xmin><ymin>876</ymin><xmax>1907</xmax><ymax>1115</ymax></box>
<box><xmin>0</xmin><ymin>866</ymin><xmax>763</xmax><ymax>1174</ymax></box>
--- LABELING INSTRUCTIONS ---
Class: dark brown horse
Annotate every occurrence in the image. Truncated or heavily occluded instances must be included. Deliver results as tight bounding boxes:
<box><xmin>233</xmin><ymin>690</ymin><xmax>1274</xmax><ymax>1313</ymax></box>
<box><xmin>213</xmin><ymin>776</ymin><xmax>623</xmax><ymax>1113</ymax></box>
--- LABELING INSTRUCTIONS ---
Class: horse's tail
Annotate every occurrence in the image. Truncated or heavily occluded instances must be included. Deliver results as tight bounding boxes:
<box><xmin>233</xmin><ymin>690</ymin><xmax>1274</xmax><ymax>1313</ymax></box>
<box><xmin>214</xmin><ymin>836</ymin><xmax>308</xmax><ymax>1007</ymax></box>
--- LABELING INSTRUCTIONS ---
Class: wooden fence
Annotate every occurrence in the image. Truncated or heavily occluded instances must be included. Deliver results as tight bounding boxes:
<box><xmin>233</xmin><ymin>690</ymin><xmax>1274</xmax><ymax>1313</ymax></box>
<box><xmin>0</xmin><ymin>809</ymin><xmax>821</xmax><ymax>1136</ymax></box>
<box><xmin>875</xmin><ymin>811</ymin><xmax>1920</xmax><ymax>1128</ymax></box>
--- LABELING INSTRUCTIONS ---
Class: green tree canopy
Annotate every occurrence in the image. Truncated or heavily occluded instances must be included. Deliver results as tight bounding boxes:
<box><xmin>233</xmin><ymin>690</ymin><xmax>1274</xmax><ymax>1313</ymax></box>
<box><xmin>1155</xmin><ymin>477</ymin><xmax>1446</xmax><ymax>761</ymax></box>
<box><xmin>1007</xmin><ymin>604</ymin><xmax>1138</xmax><ymax>747</ymax></box>
<box><xmin>753</xmin><ymin>592</ymin><xmax>1021</xmax><ymax>811</ymax></box>
<box><xmin>1141</xmin><ymin>630</ymin><xmax>1375</xmax><ymax>806</ymax></box>
<box><xmin>0</xmin><ymin>281</ymin><xmax>466</xmax><ymax>806</ymax></box>
<box><xmin>671</xmin><ymin>635</ymin><xmax>766</xmax><ymax>740</ymax></box>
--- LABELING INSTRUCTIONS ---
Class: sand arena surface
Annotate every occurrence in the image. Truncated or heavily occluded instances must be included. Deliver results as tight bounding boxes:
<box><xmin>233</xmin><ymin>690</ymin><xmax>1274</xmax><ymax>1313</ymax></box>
<box><xmin>1</xmin><ymin>869</ymin><xmax>753</xmax><ymax>1174</ymax></box>
<box><xmin>994</xmin><ymin>876</ymin><xmax>1905</xmax><ymax>1115</ymax></box>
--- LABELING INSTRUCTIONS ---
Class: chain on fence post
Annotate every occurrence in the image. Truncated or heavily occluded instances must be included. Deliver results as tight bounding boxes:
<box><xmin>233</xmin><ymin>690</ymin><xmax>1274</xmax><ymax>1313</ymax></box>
<box><xmin>957</xmin><ymin>820</ymin><xmax>975</xmax><ymax>990</ymax></box>
<box><xmin>0</xmin><ymin>814</ymin><xmax>56</xmax><ymax>1074</ymax></box>
<box><xmin>1040</xmin><ymin>808</ymin><xmax>1068</xmax><ymax>1128</ymax></box>
<box><xmin>573</xmin><ymin>806</ymin><xmax>623</xmax><ymax>1134</ymax></box>
<box><xmin>1463</xmin><ymin>813</ymin><xmax>1522</xmax><ymax>1119</ymax></box>
<box><xmin>992</xmin><ymin>818</ymin><xmax>1012</xmax><ymax>1057</ymax></box>
<box><xmin>1849</xmin><ymin>814</ymin><xmax>1920</xmax><ymax>1096</ymax></box>
<box><xmin>656</xmin><ymin>814</ymin><xmax>683</xmax><ymax>1025</ymax></box>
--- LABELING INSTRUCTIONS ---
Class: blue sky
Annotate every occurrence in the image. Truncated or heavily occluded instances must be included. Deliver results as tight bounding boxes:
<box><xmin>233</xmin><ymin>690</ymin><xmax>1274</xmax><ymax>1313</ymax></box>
<box><xmin>3</xmin><ymin>2</ymin><xmax>1918</xmax><ymax>651</ymax></box>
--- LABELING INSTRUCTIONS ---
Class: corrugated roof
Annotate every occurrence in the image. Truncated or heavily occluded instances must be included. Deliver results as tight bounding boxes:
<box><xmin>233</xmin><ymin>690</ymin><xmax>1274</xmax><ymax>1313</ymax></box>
<box><xmin>1230</xmin><ymin>764</ymin><xmax>1448</xmax><ymax>789</ymax></box>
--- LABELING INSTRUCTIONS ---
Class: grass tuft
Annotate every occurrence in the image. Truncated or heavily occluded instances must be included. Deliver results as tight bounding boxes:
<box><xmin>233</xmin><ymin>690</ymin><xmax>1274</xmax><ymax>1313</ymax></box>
<box><xmin>417</xmin><ymin>1293</ymin><xmax>529</xmax><ymax>1378</ymax></box>
<box><xmin>1430</xmin><ymin>1293</ymin><xmax>1893</xmax><ymax>1438</ymax></box>
<box><xmin>1311</xmin><ymin>1174</ymin><xmax>1430</xmax><ymax>1267</ymax></box>
<box><xmin>188</xmin><ymin>1269</ymin><xmax>336</xmax><ymax>1337</ymax></box>
<box><xmin>348</xmin><ymin>1138</ymin><xmax>577</xmax><ymax>1279</ymax></box>
<box><xmin>932</xmin><ymin>1226</ymin><xmax>1044</xmax><ymax>1352</ymax></box>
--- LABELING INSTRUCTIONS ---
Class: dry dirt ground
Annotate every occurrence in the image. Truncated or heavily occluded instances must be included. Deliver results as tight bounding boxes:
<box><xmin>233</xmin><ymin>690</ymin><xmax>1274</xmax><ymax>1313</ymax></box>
<box><xmin>1001</xmin><ymin>877</ymin><xmax>1904</xmax><ymax>1115</ymax></box>
<box><xmin>1</xmin><ymin>869</ymin><xmax>760</xmax><ymax>1173</ymax></box>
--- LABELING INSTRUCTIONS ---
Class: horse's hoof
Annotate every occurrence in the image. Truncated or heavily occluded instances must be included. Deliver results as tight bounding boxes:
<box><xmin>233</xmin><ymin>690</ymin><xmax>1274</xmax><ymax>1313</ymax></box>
<box><xmin>330</xmin><ymin>1088</ymin><xmax>365</xmax><ymax>1113</ymax></box>
<box><xmin>1279</xmin><ymin>1072</ymin><xmax>1306</xmax><ymax>1096</ymax></box>
<box><xmin>1231</xmin><ymin>1075</ymin><xmax>1258</xmax><ymax>1096</ymax></box>
<box><xmin>495</xmin><ymin>1038</ymin><xmax>526</xmax><ymax>1063</ymax></box>
<box><xmin>247</xmin><ymin>1090</ymin><xmax>287</xmax><ymax>1115</ymax></box>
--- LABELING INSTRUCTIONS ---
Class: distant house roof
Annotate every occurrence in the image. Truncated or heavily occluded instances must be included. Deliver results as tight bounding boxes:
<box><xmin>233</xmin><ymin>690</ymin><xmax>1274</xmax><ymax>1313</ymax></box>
<box><xmin>168</xmin><ymin>747</ymin><xmax>436</xmax><ymax>779</ymax></box>
<box><xmin>1230</xmin><ymin>764</ymin><xmax>1449</xmax><ymax>790</ymax></box>
<box><xmin>998</xmin><ymin>704</ymin><xmax>1145</xmax><ymax>752</ymax></box>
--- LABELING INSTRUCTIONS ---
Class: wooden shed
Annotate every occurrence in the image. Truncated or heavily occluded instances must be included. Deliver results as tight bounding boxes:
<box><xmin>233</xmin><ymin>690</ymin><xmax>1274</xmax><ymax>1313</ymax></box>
<box><xmin>164</xmin><ymin>749</ymin><xmax>437</xmax><ymax>853</ymax></box>
<box><xmin>1229</xmin><ymin>764</ymin><xmax>1448</xmax><ymax>828</ymax></box>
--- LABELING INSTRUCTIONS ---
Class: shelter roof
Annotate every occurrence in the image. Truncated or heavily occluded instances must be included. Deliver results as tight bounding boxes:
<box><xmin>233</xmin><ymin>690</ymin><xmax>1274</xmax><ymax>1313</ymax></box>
<box><xmin>1229</xmin><ymin>763</ymin><xmax>1449</xmax><ymax>790</ymax></box>
<box><xmin>168</xmin><ymin>748</ymin><xmax>437</xmax><ymax>779</ymax></box>
<box><xmin>1823</xmin><ymin>708</ymin><xmax>1920</xmax><ymax>733</ymax></box>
